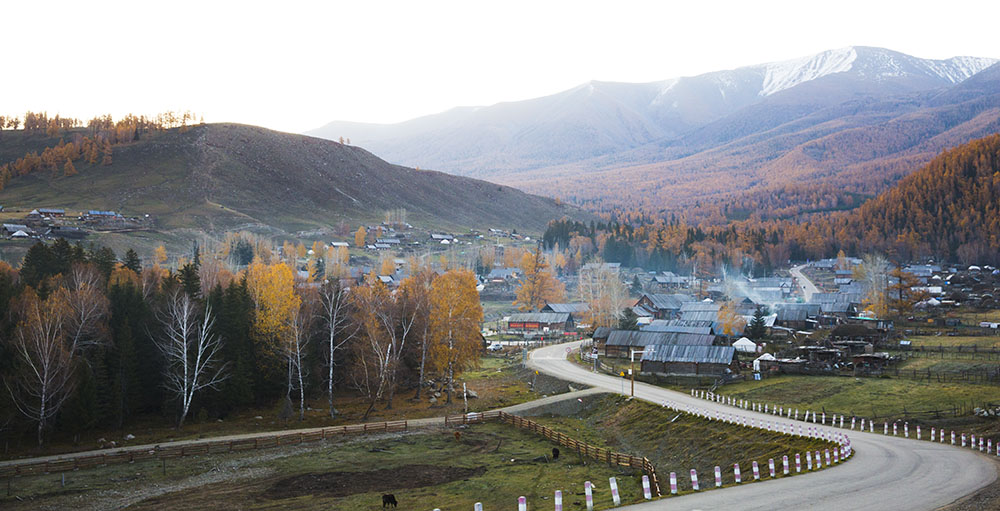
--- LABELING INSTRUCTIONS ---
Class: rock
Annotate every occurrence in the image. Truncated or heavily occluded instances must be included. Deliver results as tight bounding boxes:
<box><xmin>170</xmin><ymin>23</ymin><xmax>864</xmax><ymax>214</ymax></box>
<box><xmin>217</xmin><ymin>419</ymin><xmax>223</xmax><ymax>422</ymax></box>
<box><xmin>254</xmin><ymin>416</ymin><xmax>264</xmax><ymax>420</ymax></box>
<box><xmin>124</xmin><ymin>434</ymin><xmax>135</xmax><ymax>441</ymax></box>
<box><xmin>465</xmin><ymin>389</ymin><xmax>479</xmax><ymax>399</ymax></box>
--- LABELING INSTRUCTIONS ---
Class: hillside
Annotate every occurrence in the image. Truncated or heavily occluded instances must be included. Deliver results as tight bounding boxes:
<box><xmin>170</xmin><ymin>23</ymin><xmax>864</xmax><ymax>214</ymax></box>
<box><xmin>0</xmin><ymin>124</ymin><xmax>587</xmax><ymax>234</ymax></box>
<box><xmin>308</xmin><ymin>47</ymin><xmax>998</xmax><ymax>218</ymax></box>
<box><xmin>834</xmin><ymin>133</ymin><xmax>1000</xmax><ymax>263</ymax></box>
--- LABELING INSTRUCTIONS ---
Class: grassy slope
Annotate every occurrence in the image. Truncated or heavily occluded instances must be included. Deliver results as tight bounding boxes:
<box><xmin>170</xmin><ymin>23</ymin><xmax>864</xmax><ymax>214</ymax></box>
<box><xmin>534</xmin><ymin>395</ymin><xmax>832</xmax><ymax>492</ymax></box>
<box><xmin>0</xmin><ymin>124</ymin><xmax>589</xmax><ymax>235</ymax></box>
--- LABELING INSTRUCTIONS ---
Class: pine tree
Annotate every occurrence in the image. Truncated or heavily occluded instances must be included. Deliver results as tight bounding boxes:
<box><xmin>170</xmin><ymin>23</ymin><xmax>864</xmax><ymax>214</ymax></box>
<box><xmin>123</xmin><ymin>248</ymin><xmax>142</xmax><ymax>273</ymax></box>
<box><xmin>747</xmin><ymin>306</ymin><xmax>768</xmax><ymax>341</ymax></box>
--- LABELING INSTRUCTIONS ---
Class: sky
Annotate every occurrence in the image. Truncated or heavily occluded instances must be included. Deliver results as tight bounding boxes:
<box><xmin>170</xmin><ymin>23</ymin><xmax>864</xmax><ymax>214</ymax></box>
<box><xmin>4</xmin><ymin>0</ymin><xmax>1000</xmax><ymax>133</ymax></box>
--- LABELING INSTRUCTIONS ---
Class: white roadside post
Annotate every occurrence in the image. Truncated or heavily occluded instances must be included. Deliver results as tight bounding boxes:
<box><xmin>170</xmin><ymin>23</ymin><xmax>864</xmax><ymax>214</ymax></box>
<box><xmin>641</xmin><ymin>476</ymin><xmax>652</xmax><ymax>500</ymax></box>
<box><xmin>825</xmin><ymin>449</ymin><xmax>831</xmax><ymax>466</ymax></box>
<box><xmin>917</xmin><ymin>425</ymin><xmax>921</xmax><ymax>440</ymax></box>
<box><xmin>783</xmin><ymin>455</ymin><xmax>790</xmax><ymax>475</ymax></box>
<box><xmin>851</xmin><ymin>416</ymin><xmax>856</xmax><ymax>430</ymax></box>
<box><xmin>554</xmin><ymin>491</ymin><xmax>563</xmax><ymax>511</ymax></box>
<box><xmin>518</xmin><ymin>496</ymin><xmax>527</xmax><ymax>511</ymax></box>
<box><xmin>768</xmin><ymin>458</ymin><xmax>776</xmax><ymax>478</ymax></box>
<box><xmin>962</xmin><ymin>433</ymin><xmax>967</xmax><ymax>447</ymax></box>
<box><xmin>807</xmin><ymin>453</ymin><xmax>813</xmax><ymax>471</ymax></box>
<box><xmin>734</xmin><ymin>463</ymin><xmax>742</xmax><ymax>483</ymax></box>
<box><xmin>669</xmin><ymin>472</ymin><xmax>677</xmax><ymax>495</ymax></box>
<box><xmin>752</xmin><ymin>461</ymin><xmax>760</xmax><ymax>480</ymax></box>
<box><xmin>475</xmin><ymin>504</ymin><xmax>482</xmax><ymax>511</ymax></box>
<box><xmin>690</xmin><ymin>469</ymin><xmax>699</xmax><ymax>491</ymax></box>
<box><xmin>584</xmin><ymin>481</ymin><xmax>593</xmax><ymax>511</ymax></box>
<box><xmin>610</xmin><ymin>477</ymin><xmax>621</xmax><ymax>506</ymax></box>
<box><xmin>904</xmin><ymin>423</ymin><xmax>909</xmax><ymax>438</ymax></box>
<box><xmin>884</xmin><ymin>422</ymin><xmax>889</xmax><ymax>435</ymax></box>
<box><xmin>795</xmin><ymin>453</ymin><xmax>802</xmax><ymax>473</ymax></box>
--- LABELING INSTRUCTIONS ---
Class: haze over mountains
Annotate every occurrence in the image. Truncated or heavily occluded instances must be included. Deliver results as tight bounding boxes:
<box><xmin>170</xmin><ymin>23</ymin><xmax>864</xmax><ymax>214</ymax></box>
<box><xmin>309</xmin><ymin>46</ymin><xmax>1000</xmax><ymax>214</ymax></box>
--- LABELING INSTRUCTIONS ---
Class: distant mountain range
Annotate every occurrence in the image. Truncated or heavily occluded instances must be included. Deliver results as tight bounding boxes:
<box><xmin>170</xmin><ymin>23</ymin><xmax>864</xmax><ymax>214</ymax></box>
<box><xmin>0</xmin><ymin>124</ymin><xmax>587</xmax><ymax>235</ymax></box>
<box><xmin>308</xmin><ymin>47</ymin><xmax>999</xmax><ymax>214</ymax></box>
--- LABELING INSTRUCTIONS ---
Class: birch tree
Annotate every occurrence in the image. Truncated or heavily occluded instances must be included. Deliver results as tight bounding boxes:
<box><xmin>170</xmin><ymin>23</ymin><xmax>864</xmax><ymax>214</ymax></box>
<box><xmin>320</xmin><ymin>280</ymin><xmax>357</xmax><ymax>417</ymax></box>
<box><xmin>578</xmin><ymin>261</ymin><xmax>628</xmax><ymax>328</ymax></box>
<box><xmin>6</xmin><ymin>289</ymin><xmax>75</xmax><ymax>445</ymax></box>
<box><xmin>60</xmin><ymin>263</ymin><xmax>109</xmax><ymax>356</ymax></box>
<box><xmin>156</xmin><ymin>290</ymin><xmax>228</xmax><ymax>428</ymax></box>
<box><xmin>285</xmin><ymin>292</ymin><xmax>316</xmax><ymax>421</ymax></box>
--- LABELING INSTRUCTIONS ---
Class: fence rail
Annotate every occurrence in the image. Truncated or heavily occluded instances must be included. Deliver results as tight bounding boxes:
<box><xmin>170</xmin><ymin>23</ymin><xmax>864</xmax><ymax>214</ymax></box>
<box><xmin>0</xmin><ymin>419</ymin><xmax>410</xmax><ymax>479</ymax></box>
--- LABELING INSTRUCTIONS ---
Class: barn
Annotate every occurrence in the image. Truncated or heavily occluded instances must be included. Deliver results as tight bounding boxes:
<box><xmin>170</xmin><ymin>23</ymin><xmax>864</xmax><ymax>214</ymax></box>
<box><xmin>507</xmin><ymin>312</ymin><xmax>574</xmax><ymax>333</ymax></box>
<box><xmin>640</xmin><ymin>345</ymin><xmax>738</xmax><ymax>376</ymax></box>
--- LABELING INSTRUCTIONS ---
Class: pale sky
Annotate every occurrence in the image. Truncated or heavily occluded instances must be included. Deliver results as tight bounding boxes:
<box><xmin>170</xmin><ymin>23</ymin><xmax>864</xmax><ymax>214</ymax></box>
<box><xmin>4</xmin><ymin>0</ymin><xmax>999</xmax><ymax>133</ymax></box>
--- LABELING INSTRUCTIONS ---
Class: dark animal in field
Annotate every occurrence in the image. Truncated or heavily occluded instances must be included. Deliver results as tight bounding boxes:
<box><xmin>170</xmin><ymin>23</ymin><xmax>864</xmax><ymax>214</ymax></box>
<box><xmin>552</xmin><ymin>447</ymin><xmax>560</xmax><ymax>460</ymax></box>
<box><xmin>382</xmin><ymin>494</ymin><xmax>398</xmax><ymax>508</ymax></box>
<box><xmin>454</xmin><ymin>430</ymin><xmax>462</xmax><ymax>442</ymax></box>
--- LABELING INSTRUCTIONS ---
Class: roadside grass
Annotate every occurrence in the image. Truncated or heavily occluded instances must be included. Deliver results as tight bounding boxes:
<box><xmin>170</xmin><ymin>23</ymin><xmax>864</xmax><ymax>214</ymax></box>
<box><xmin>716</xmin><ymin>375</ymin><xmax>999</xmax><ymax>418</ymax></box>
<box><xmin>906</xmin><ymin>335</ymin><xmax>1000</xmax><ymax>349</ymax></box>
<box><xmin>899</xmin><ymin>357</ymin><xmax>1000</xmax><ymax>373</ymax></box>
<box><xmin>531</xmin><ymin>395</ymin><xmax>834</xmax><ymax>493</ymax></box>
<box><xmin>2</xmin><ymin>424</ymin><xmax>645</xmax><ymax>511</ymax></box>
<box><xmin>2</xmin><ymin>354</ymin><xmax>539</xmax><ymax>461</ymax></box>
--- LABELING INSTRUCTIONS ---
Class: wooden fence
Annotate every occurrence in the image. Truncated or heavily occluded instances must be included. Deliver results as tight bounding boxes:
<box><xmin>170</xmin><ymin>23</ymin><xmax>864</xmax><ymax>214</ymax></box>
<box><xmin>445</xmin><ymin>410</ymin><xmax>661</xmax><ymax>497</ymax></box>
<box><xmin>0</xmin><ymin>419</ymin><xmax>409</xmax><ymax>479</ymax></box>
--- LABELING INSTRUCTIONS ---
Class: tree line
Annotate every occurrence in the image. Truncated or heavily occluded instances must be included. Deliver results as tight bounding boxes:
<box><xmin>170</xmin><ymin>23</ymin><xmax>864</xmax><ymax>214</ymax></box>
<box><xmin>1</xmin><ymin>238</ymin><xmax>482</xmax><ymax>446</ymax></box>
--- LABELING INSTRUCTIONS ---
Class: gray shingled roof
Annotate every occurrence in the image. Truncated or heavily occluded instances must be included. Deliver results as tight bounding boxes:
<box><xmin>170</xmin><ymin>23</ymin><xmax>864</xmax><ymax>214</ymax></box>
<box><xmin>606</xmin><ymin>330</ymin><xmax>715</xmax><ymax>348</ymax></box>
<box><xmin>641</xmin><ymin>319</ymin><xmax>714</xmax><ymax>335</ymax></box>
<box><xmin>642</xmin><ymin>345</ymin><xmax>736</xmax><ymax>365</ymax></box>
<box><xmin>508</xmin><ymin>313</ymin><xmax>571</xmax><ymax>324</ymax></box>
<box><xmin>543</xmin><ymin>303</ymin><xmax>590</xmax><ymax>314</ymax></box>
<box><xmin>643</xmin><ymin>294</ymin><xmax>696</xmax><ymax>310</ymax></box>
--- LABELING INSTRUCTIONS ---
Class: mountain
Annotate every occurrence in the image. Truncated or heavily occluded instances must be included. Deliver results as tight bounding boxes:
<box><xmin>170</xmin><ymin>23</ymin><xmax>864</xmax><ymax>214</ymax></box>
<box><xmin>308</xmin><ymin>47</ymin><xmax>996</xmax><ymax>180</ymax></box>
<box><xmin>0</xmin><ymin>124</ymin><xmax>588</xmax><ymax>235</ymax></box>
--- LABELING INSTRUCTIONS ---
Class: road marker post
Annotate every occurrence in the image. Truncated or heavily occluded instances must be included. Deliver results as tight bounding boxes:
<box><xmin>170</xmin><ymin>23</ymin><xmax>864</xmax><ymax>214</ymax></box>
<box><xmin>585</xmin><ymin>481</ymin><xmax>593</xmax><ymax>511</ymax></box>
<box><xmin>905</xmin><ymin>423</ymin><xmax>909</xmax><ymax>438</ymax></box>
<box><xmin>669</xmin><ymin>472</ymin><xmax>677</xmax><ymax>495</ymax></box>
<box><xmin>851</xmin><ymin>417</ymin><xmax>856</xmax><ymax>430</ymax></box>
<box><xmin>795</xmin><ymin>453</ymin><xmax>802</xmax><ymax>473</ymax></box>
<box><xmin>839</xmin><ymin>415</ymin><xmax>844</xmax><ymax>428</ymax></box>
<box><xmin>822</xmin><ymin>412</ymin><xmax>826</xmax><ymax>425</ymax></box>
<box><xmin>734</xmin><ymin>463</ymin><xmax>742</xmax><ymax>483</ymax></box>
<box><xmin>475</xmin><ymin>504</ymin><xmax>483</xmax><ymax>511</ymax></box>
<box><xmin>884</xmin><ymin>422</ymin><xmax>889</xmax><ymax>435</ymax></box>
<box><xmin>690</xmin><ymin>469</ymin><xmax>699</xmax><ymax>491</ymax></box>
<box><xmin>783</xmin><ymin>455</ymin><xmax>789</xmax><ymax>475</ymax></box>
<box><xmin>518</xmin><ymin>496</ymin><xmax>527</xmax><ymax>511</ymax></box>
<box><xmin>641</xmin><ymin>476</ymin><xmax>652</xmax><ymax>500</ymax></box>
<box><xmin>715</xmin><ymin>466</ymin><xmax>722</xmax><ymax>487</ymax></box>
<box><xmin>962</xmin><ymin>433</ymin><xmax>966</xmax><ymax>447</ymax></box>
<box><xmin>806</xmin><ymin>453</ymin><xmax>813</xmax><ymax>470</ymax></box>
<box><xmin>917</xmin><ymin>425</ymin><xmax>921</xmax><ymax>440</ymax></box>
<box><xmin>555</xmin><ymin>491</ymin><xmax>563</xmax><ymax>511</ymax></box>
<box><xmin>825</xmin><ymin>449</ymin><xmax>831</xmax><ymax>466</ymax></box>
<box><xmin>834</xmin><ymin>449</ymin><xmax>839</xmax><ymax>463</ymax></box>
<box><xmin>752</xmin><ymin>461</ymin><xmax>760</xmax><ymax>480</ymax></box>
<box><xmin>816</xmin><ymin>451</ymin><xmax>822</xmax><ymax>468</ymax></box>
<box><xmin>610</xmin><ymin>477</ymin><xmax>621</xmax><ymax>506</ymax></box>
<box><xmin>768</xmin><ymin>458</ymin><xmax>776</xmax><ymax>478</ymax></box>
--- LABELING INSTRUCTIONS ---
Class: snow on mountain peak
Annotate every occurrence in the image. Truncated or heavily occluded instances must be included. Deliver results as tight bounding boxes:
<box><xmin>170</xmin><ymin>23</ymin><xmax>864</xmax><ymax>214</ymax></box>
<box><xmin>758</xmin><ymin>47</ymin><xmax>857</xmax><ymax>97</ymax></box>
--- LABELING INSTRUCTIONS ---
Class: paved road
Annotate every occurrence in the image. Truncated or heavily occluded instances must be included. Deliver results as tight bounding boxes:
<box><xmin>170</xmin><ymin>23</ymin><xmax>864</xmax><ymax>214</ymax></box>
<box><xmin>528</xmin><ymin>341</ymin><xmax>998</xmax><ymax>510</ymax></box>
<box><xmin>791</xmin><ymin>263</ymin><xmax>821</xmax><ymax>301</ymax></box>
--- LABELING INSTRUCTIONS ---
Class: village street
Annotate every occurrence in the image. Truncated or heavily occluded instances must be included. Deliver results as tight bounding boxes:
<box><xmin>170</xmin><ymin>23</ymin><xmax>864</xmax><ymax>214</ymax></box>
<box><xmin>790</xmin><ymin>263</ymin><xmax>821</xmax><ymax>302</ymax></box>
<box><xmin>528</xmin><ymin>341</ymin><xmax>999</xmax><ymax>511</ymax></box>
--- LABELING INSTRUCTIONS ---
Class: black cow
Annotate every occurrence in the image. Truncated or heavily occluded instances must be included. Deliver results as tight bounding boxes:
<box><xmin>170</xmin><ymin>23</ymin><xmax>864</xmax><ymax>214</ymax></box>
<box><xmin>552</xmin><ymin>447</ymin><xmax>560</xmax><ymax>460</ymax></box>
<box><xmin>382</xmin><ymin>494</ymin><xmax>398</xmax><ymax>508</ymax></box>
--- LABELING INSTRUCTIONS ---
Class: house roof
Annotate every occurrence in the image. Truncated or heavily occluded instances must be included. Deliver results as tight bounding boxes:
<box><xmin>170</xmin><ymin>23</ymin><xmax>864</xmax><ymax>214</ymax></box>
<box><xmin>542</xmin><ymin>303</ymin><xmax>590</xmax><ymax>314</ymax></box>
<box><xmin>592</xmin><ymin>327</ymin><xmax>613</xmax><ymax>340</ymax></box>
<box><xmin>606</xmin><ymin>330</ymin><xmax>715</xmax><ymax>348</ymax></box>
<box><xmin>641</xmin><ymin>319</ymin><xmax>714</xmax><ymax>335</ymax></box>
<box><xmin>642</xmin><ymin>344</ymin><xmax>736</xmax><ymax>365</ymax></box>
<box><xmin>508</xmin><ymin>312</ymin><xmax>571</xmax><ymax>324</ymax></box>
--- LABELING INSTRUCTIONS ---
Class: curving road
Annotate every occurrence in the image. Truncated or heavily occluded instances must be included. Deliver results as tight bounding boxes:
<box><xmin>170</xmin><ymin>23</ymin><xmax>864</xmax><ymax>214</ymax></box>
<box><xmin>791</xmin><ymin>263</ymin><xmax>821</xmax><ymax>301</ymax></box>
<box><xmin>528</xmin><ymin>342</ymin><xmax>998</xmax><ymax>510</ymax></box>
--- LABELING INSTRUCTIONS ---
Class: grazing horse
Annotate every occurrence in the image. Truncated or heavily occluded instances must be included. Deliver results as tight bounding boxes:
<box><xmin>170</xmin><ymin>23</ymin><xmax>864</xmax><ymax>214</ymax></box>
<box><xmin>382</xmin><ymin>494</ymin><xmax>398</xmax><ymax>508</ymax></box>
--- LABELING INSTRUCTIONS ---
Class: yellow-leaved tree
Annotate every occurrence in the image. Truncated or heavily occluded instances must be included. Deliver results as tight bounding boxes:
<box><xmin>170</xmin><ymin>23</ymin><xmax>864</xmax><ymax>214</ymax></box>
<box><xmin>246</xmin><ymin>260</ymin><xmax>300</xmax><ymax>372</ymax></box>
<box><xmin>429</xmin><ymin>269</ymin><xmax>483</xmax><ymax>403</ymax></box>
<box><xmin>514</xmin><ymin>248</ymin><xmax>565</xmax><ymax>311</ymax></box>
<box><xmin>354</xmin><ymin>226</ymin><xmax>367</xmax><ymax>248</ymax></box>
<box><xmin>717</xmin><ymin>301</ymin><xmax>746</xmax><ymax>336</ymax></box>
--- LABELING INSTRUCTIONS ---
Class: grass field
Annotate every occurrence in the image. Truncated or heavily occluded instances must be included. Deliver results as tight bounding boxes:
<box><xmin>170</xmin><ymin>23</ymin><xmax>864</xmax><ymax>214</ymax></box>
<box><xmin>1</xmin><ymin>424</ymin><xmax>645</xmax><ymax>511</ymax></box>
<box><xmin>716</xmin><ymin>375</ymin><xmax>999</xmax><ymax>419</ymax></box>
<box><xmin>907</xmin><ymin>335</ymin><xmax>1000</xmax><ymax>349</ymax></box>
